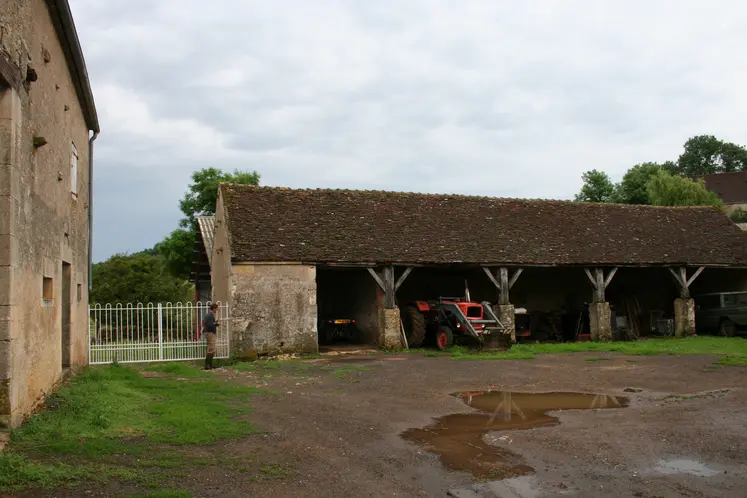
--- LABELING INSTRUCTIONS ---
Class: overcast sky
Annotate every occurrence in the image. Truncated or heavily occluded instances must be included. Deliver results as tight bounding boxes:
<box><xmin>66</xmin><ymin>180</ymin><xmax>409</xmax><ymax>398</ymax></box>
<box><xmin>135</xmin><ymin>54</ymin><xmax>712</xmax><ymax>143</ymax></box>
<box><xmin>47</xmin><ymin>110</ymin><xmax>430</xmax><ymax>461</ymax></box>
<box><xmin>69</xmin><ymin>0</ymin><xmax>747</xmax><ymax>262</ymax></box>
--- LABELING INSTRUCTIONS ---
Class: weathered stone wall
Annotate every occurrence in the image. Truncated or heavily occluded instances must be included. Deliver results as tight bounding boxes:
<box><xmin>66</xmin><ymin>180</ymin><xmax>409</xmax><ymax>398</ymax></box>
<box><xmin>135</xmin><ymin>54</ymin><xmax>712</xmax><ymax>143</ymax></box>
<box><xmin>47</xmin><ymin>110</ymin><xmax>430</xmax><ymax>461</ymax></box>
<box><xmin>1</xmin><ymin>0</ymin><xmax>91</xmax><ymax>428</ymax></box>
<box><xmin>230</xmin><ymin>264</ymin><xmax>318</xmax><ymax>356</ymax></box>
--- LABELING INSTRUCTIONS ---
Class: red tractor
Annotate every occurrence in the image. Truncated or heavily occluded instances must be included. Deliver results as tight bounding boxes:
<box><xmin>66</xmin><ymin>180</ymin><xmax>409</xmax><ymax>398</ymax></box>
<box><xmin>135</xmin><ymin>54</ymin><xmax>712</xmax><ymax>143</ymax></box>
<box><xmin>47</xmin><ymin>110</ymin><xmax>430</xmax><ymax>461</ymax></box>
<box><xmin>400</xmin><ymin>293</ymin><xmax>505</xmax><ymax>350</ymax></box>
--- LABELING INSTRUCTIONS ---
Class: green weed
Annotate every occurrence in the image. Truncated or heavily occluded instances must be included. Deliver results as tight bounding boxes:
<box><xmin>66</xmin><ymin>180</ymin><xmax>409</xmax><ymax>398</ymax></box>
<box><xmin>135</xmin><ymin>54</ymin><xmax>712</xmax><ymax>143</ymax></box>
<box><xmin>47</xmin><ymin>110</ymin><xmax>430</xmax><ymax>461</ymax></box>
<box><xmin>585</xmin><ymin>357</ymin><xmax>613</xmax><ymax>362</ymax></box>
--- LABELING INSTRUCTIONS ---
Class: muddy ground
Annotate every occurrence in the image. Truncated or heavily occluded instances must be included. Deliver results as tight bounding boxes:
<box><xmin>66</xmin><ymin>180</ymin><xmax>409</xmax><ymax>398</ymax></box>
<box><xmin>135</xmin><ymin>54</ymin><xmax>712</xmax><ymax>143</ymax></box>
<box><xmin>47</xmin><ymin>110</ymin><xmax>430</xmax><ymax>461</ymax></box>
<box><xmin>28</xmin><ymin>353</ymin><xmax>747</xmax><ymax>497</ymax></box>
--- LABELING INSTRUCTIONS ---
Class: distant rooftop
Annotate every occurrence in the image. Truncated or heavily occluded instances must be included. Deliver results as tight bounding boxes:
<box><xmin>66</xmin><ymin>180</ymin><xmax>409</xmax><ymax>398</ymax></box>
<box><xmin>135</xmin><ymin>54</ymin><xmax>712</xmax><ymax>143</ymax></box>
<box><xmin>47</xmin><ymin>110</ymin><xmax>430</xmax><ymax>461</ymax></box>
<box><xmin>703</xmin><ymin>172</ymin><xmax>747</xmax><ymax>204</ymax></box>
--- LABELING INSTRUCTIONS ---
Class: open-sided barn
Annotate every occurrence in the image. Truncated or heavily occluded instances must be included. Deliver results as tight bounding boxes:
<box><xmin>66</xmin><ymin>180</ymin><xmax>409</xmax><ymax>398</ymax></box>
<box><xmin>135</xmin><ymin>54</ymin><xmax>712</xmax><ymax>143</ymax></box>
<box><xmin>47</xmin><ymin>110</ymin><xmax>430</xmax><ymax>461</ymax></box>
<box><xmin>197</xmin><ymin>184</ymin><xmax>747</xmax><ymax>356</ymax></box>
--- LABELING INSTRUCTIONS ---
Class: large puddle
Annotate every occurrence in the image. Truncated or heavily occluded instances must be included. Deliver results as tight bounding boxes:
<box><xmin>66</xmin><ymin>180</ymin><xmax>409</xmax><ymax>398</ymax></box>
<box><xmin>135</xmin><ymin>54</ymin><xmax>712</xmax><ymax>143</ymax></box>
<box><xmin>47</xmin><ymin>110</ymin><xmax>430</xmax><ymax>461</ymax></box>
<box><xmin>402</xmin><ymin>391</ymin><xmax>628</xmax><ymax>480</ymax></box>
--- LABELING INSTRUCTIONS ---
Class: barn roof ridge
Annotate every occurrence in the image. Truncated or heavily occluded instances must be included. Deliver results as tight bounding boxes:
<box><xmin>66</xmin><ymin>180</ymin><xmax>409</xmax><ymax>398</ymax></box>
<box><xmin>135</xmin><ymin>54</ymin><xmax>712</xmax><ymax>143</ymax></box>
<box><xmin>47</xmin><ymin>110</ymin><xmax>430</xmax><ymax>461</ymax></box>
<box><xmin>219</xmin><ymin>183</ymin><xmax>720</xmax><ymax>212</ymax></box>
<box><xmin>218</xmin><ymin>183</ymin><xmax>747</xmax><ymax>267</ymax></box>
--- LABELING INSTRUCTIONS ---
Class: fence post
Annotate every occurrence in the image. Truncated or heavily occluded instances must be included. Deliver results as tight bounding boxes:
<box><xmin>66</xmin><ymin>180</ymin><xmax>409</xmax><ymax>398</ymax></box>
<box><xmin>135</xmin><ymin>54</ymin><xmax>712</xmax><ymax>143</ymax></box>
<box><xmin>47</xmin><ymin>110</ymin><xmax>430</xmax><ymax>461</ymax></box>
<box><xmin>157</xmin><ymin>303</ymin><xmax>164</xmax><ymax>361</ymax></box>
<box><xmin>87</xmin><ymin>305</ymin><xmax>91</xmax><ymax>365</ymax></box>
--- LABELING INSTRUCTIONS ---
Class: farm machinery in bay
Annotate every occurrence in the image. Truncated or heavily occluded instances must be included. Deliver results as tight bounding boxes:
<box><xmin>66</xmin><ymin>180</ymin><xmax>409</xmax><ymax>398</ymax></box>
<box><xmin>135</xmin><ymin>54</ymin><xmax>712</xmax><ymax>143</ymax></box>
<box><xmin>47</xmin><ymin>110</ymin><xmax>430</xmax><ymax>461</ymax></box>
<box><xmin>400</xmin><ymin>285</ymin><xmax>506</xmax><ymax>350</ymax></box>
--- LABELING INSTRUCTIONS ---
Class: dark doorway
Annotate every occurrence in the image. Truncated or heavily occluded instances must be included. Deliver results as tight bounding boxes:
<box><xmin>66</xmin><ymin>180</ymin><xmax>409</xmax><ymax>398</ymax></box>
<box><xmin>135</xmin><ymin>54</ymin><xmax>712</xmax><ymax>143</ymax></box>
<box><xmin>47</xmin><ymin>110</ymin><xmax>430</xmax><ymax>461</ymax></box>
<box><xmin>316</xmin><ymin>267</ymin><xmax>378</xmax><ymax>348</ymax></box>
<box><xmin>62</xmin><ymin>262</ymin><xmax>72</xmax><ymax>369</ymax></box>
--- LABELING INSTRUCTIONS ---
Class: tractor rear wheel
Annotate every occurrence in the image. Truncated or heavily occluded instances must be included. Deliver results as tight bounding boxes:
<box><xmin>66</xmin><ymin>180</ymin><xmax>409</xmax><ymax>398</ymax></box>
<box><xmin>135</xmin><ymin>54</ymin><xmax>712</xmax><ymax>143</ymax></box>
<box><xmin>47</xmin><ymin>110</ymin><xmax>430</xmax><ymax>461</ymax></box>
<box><xmin>435</xmin><ymin>326</ymin><xmax>453</xmax><ymax>351</ymax></box>
<box><xmin>401</xmin><ymin>305</ymin><xmax>426</xmax><ymax>347</ymax></box>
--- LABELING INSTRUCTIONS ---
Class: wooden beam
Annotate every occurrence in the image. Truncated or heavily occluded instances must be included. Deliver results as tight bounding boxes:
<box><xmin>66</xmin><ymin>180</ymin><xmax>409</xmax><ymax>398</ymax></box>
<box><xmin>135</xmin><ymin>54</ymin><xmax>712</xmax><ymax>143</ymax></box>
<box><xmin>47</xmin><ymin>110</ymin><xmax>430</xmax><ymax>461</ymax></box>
<box><xmin>367</xmin><ymin>268</ymin><xmax>386</xmax><ymax>291</ymax></box>
<box><xmin>383</xmin><ymin>265</ymin><xmax>396</xmax><ymax>308</ymax></box>
<box><xmin>508</xmin><ymin>268</ymin><xmax>523</xmax><ymax>290</ymax></box>
<box><xmin>603</xmin><ymin>267</ymin><xmax>618</xmax><ymax>289</ymax></box>
<box><xmin>668</xmin><ymin>266</ymin><xmax>704</xmax><ymax>299</ymax></box>
<box><xmin>482</xmin><ymin>266</ymin><xmax>500</xmax><ymax>289</ymax></box>
<box><xmin>584</xmin><ymin>268</ymin><xmax>598</xmax><ymax>289</ymax></box>
<box><xmin>668</xmin><ymin>267</ymin><xmax>685</xmax><ymax>288</ymax></box>
<box><xmin>499</xmin><ymin>267</ymin><xmax>510</xmax><ymax>305</ymax></box>
<box><xmin>394</xmin><ymin>266</ymin><xmax>413</xmax><ymax>291</ymax></box>
<box><xmin>687</xmin><ymin>266</ymin><xmax>705</xmax><ymax>287</ymax></box>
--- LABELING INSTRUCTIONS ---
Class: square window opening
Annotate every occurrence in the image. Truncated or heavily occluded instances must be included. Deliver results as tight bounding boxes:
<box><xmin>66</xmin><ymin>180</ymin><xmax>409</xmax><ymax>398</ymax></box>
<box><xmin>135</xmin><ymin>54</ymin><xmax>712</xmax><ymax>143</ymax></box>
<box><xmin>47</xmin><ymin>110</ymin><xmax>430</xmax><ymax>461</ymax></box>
<box><xmin>71</xmin><ymin>142</ymin><xmax>79</xmax><ymax>196</ymax></box>
<box><xmin>43</xmin><ymin>276</ymin><xmax>54</xmax><ymax>305</ymax></box>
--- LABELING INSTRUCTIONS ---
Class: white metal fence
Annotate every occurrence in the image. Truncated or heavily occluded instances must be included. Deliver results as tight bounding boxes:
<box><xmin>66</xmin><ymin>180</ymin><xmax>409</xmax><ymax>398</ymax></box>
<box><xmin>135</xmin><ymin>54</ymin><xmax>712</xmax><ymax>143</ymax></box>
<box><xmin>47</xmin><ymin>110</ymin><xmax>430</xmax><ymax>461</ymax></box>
<box><xmin>89</xmin><ymin>302</ymin><xmax>230</xmax><ymax>364</ymax></box>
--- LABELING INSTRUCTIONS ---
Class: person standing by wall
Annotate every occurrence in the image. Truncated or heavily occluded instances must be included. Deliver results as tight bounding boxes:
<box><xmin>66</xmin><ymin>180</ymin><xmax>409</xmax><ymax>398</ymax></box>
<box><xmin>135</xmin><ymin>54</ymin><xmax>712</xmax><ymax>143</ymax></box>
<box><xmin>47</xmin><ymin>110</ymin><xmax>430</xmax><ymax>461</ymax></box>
<box><xmin>200</xmin><ymin>303</ymin><xmax>220</xmax><ymax>370</ymax></box>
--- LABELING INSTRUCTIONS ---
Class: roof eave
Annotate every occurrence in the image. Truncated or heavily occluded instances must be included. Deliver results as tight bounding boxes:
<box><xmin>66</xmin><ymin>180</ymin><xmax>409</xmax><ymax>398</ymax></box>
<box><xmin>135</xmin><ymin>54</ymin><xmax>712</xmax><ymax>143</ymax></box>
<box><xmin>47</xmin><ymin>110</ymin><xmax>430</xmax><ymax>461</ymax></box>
<box><xmin>45</xmin><ymin>0</ymin><xmax>99</xmax><ymax>133</ymax></box>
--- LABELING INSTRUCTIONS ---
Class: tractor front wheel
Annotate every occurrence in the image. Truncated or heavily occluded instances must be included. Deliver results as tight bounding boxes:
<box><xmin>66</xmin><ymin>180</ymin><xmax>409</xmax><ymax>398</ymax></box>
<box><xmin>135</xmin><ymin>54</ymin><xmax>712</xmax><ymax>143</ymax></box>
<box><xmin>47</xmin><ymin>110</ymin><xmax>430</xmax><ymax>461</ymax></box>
<box><xmin>402</xmin><ymin>305</ymin><xmax>426</xmax><ymax>347</ymax></box>
<box><xmin>435</xmin><ymin>326</ymin><xmax>454</xmax><ymax>351</ymax></box>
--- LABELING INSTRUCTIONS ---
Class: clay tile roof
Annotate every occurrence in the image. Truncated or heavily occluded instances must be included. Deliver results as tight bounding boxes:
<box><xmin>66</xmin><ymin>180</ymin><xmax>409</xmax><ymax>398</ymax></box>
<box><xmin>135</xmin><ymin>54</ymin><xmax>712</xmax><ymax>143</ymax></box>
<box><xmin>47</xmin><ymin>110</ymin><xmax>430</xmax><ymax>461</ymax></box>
<box><xmin>703</xmin><ymin>172</ymin><xmax>747</xmax><ymax>204</ymax></box>
<box><xmin>219</xmin><ymin>184</ymin><xmax>747</xmax><ymax>267</ymax></box>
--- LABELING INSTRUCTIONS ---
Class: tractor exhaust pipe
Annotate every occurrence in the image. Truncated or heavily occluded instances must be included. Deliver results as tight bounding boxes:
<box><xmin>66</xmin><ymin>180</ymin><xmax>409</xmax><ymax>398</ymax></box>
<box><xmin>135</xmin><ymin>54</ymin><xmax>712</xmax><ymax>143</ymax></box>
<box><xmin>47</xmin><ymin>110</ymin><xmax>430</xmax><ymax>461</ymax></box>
<box><xmin>465</xmin><ymin>280</ymin><xmax>471</xmax><ymax>302</ymax></box>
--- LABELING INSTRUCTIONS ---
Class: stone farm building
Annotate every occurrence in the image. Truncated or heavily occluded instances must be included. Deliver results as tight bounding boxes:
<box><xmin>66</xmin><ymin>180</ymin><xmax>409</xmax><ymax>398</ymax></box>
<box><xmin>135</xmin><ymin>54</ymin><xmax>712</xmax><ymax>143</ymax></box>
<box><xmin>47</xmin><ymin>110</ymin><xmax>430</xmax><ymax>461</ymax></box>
<box><xmin>192</xmin><ymin>185</ymin><xmax>747</xmax><ymax>357</ymax></box>
<box><xmin>1</xmin><ymin>0</ymin><xmax>99</xmax><ymax>428</ymax></box>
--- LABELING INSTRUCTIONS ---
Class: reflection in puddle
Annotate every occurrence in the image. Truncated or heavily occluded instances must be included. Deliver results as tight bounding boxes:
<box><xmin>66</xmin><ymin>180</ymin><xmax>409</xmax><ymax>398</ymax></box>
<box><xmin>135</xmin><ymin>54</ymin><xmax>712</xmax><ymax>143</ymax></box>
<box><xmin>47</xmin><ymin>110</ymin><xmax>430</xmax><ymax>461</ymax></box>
<box><xmin>654</xmin><ymin>459</ymin><xmax>720</xmax><ymax>477</ymax></box>
<box><xmin>402</xmin><ymin>391</ymin><xmax>628</xmax><ymax>480</ymax></box>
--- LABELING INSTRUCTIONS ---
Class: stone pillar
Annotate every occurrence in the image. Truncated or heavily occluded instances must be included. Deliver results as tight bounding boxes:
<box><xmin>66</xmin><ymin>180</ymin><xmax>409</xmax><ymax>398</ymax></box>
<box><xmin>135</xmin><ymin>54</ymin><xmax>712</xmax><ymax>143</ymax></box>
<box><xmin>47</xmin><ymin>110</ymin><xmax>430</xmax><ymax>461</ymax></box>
<box><xmin>674</xmin><ymin>298</ymin><xmax>696</xmax><ymax>337</ymax></box>
<box><xmin>483</xmin><ymin>304</ymin><xmax>515</xmax><ymax>351</ymax></box>
<box><xmin>497</xmin><ymin>304</ymin><xmax>516</xmax><ymax>343</ymax></box>
<box><xmin>589</xmin><ymin>302</ymin><xmax>612</xmax><ymax>341</ymax></box>
<box><xmin>379</xmin><ymin>307</ymin><xmax>403</xmax><ymax>350</ymax></box>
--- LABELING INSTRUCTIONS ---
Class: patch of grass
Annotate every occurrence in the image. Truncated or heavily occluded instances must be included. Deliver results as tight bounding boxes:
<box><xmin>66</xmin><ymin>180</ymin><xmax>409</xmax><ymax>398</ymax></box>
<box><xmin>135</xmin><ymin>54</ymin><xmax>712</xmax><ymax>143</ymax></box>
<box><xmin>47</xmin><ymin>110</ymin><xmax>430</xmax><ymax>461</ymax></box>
<box><xmin>259</xmin><ymin>463</ymin><xmax>292</xmax><ymax>479</ymax></box>
<box><xmin>123</xmin><ymin>490</ymin><xmax>194</xmax><ymax>498</ymax></box>
<box><xmin>228</xmin><ymin>359</ymin><xmax>320</xmax><ymax>377</ymax></box>
<box><xmin>141</xmin><ymin>362</ymin><xmax>207</xmax><ymax>378</ymax></box>
<box><xmin>12</xmin><ymin>364</ymin><xmax>262</xmax><ymax>454</ymax></box>
<box><xmin>715</xmin><ymin>356</ymin><xmax>747</xmax><ymax>366</ymax></box>
<box><xmin>3</xmin><ymin>363</ymin><xmax>264</xmax><ymax>493</ymax></box>
<box><xmin>512</xmin><ymin>336</ymin><xmax>747</xmax><ymax>357</ymax></box>
<box><xmin>332</xmin><ymin>365</ymin><xmax>368</xmax><ymax>378</ymax></box>
<box><xmin>0</xmin><ymin>453</ymin><xmax>142</xmax><ymax>492</ymax></box>
<box><xmin>585</xmin><ymin>357</ymin><xmax>613</xmax><ymax>362</ymax></box>
<box><xmin>661</xmin><ymin>388</ymin><xmax>730</xmax><ymax>402</ymax></box>
<box><xmin>452</xmin><ymin>350</ymin><xmax>537</xmax><ymax>360</ymax></box>
<box><xmin>419</xmin><ymin>337</ymin><xmax>747</xmax><ymax>363</ymax></box>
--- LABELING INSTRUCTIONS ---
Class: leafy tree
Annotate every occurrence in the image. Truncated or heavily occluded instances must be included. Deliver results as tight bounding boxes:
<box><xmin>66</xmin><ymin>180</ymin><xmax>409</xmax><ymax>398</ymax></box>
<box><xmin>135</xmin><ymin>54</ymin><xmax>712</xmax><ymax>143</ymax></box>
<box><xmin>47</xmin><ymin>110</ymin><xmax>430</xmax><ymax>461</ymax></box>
<box><xmin>646</xmin><ymin>170</ymin><xmax>724</xmax><ymax>208</ymax></box>
<box><xmin>179</xmin><ymin>168</ymin><xmax>260</xmax><ymax>228</ymax></box>
<box><xmin>154</xmin><ymin>228</ymin><xmax>194</xmax><ymax>280</ymax></box>
<box><xmin>152</xmin><ymin>168</ymin><xmax>260</xmax><ymax>280</ymax></box>
<box><xmin>615</xmin><ymin>162</ymin><xmax>663</xmax><ymax>204</ymax></box>
<box><xmin>91</xmin><ymin>253</ymin><xmax>193</xmax><ymax>305</ymax></box>
<box><xmin>574</xmin><ymin>169</ymin><xmax>616</xmax><ymax>203</ymax></box>
<box><xmin>673</xmin><ymin>135</ymin><xmax>747</xmax><ymax>177</ymax></box>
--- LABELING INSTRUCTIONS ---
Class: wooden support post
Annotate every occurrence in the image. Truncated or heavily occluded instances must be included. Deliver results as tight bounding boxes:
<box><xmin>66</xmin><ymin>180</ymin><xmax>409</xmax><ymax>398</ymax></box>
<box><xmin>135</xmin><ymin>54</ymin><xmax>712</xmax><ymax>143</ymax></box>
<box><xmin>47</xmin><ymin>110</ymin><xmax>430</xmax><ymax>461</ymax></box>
<box><xmin>584</xmin><ymin>267</ymin><xmax>618</xmax><ymax>303</ymax></box>
<box><xmin>395</xmin><ymin>266</ymin><xmax>413</xmax><ymax>291</ymax></box>
<box><xmin>383</xmin><ymin>266</ymin><xmax>396</xmax><ymax>308</ymax></box>
<box><xmin>668</xmin><ymin>266</ymin><xmax>705</xmax><ymax>299</ymax></box>
<box><xmin>367</xmin><ymin>267</ymin><xmax>385</xmax><ymax>291</ymax></box>
<box><xmin>368</xmin><ymin>266</ymin><xmax>404</xmax><ymax>309</ymax></box>
<box><xmin>499</xmin><ymin>267</ymin><xmax>509</xmax><ymax>305</ymax></box>
<box><xmin>482</xmin><ymin>267</ymin><xmax>523</xmax><ymax>305</ymax></box>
